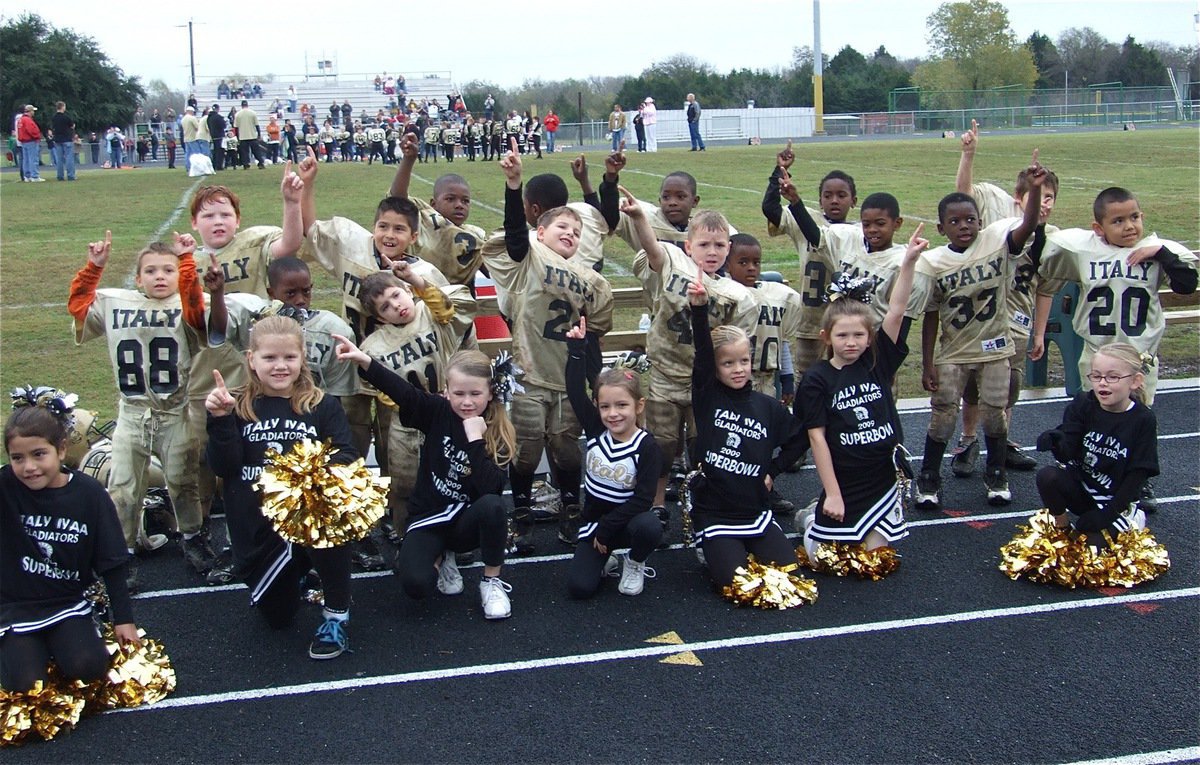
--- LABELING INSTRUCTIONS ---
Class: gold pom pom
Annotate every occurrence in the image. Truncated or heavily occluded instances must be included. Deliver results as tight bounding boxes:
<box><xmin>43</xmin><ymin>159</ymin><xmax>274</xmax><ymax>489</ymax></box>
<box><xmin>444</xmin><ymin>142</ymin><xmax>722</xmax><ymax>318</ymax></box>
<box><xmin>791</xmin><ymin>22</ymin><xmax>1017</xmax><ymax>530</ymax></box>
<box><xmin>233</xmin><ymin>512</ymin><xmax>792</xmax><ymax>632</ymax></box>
<box><xmin>999</xmin><ymin>510</ymin><xmax>1170</xmax><ymax>589</ymax></box>
<box><xmin>0</xmin><ymin>688</ymin><xmax>34</xmax><ymax>746</ymax></box>
<box><xmin>255</xmin><ymin>439</ymin><xmax>390</xmax><ymax>548</ymax></box>
<box><xmin>0</xmin><ymin>679</ymin><xmax>86</xmax><ymax>746</ymax></box>
<box><xmin>798</xmin><ymin>542</ymin><xmax>902</xmax><ymax>581</ymax></box>
<box><xmin>722</xmin><ymin>555</ymin><xmax>819</xmax><ymax>610</ymax></box>
<box><xmin>83</xmin><ymin>626</ymin><xmax>177</xmax><ymax>712</ymax></box>
<box><xmin>0</xmin><ymin>626</ymin><xmax>177</xmax><ymax>747</ymax></box>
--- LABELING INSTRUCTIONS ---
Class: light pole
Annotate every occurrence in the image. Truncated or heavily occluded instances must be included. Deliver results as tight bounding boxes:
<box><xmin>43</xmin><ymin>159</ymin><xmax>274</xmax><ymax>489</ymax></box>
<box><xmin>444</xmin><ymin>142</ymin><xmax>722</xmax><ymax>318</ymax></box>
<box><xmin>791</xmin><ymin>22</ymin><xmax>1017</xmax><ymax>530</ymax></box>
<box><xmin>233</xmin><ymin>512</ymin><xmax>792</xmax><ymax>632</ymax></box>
<box><xmin>812</xmin><ymin>0</ymin><xmax>825</xmax><ymax>135</ymax></box>
<box><xmin>176</xmin><ymin>20</ymin><xmax>196</xmax><ymax>88</ymax></box>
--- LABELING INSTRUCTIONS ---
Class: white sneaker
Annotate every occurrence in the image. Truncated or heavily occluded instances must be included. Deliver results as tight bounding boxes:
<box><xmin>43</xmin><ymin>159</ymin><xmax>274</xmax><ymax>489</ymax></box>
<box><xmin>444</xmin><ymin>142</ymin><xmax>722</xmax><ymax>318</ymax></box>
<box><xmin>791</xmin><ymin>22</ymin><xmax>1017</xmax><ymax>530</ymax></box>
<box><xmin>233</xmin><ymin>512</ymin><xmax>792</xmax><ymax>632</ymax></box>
<box><xmin>479</xmin><ymin>576</ymin><xmax>512</xmax><ymax>619</ymax></box>
<box><xmin>795</xmin><ymin>497</ymin><xmax>818</xmax><ymax>535</ymax></box>
<box><xmin>29</xmin><ymin>177</ymin><xmax>45</xmax><ymax>182</ymax></box>
<box><xmin>618</xmin><ymin>554</ymin><xmax>656</xmax><ymax>596</ymax></box>
<box><xmin>436</xmin><ymin>551</ymin><xmax>463</xmax><ymax>595</ymax></box>
<box><xmin>602</xmin><ymin>554</ymin><xmax>620</xmax><ymax>578</ymax></box>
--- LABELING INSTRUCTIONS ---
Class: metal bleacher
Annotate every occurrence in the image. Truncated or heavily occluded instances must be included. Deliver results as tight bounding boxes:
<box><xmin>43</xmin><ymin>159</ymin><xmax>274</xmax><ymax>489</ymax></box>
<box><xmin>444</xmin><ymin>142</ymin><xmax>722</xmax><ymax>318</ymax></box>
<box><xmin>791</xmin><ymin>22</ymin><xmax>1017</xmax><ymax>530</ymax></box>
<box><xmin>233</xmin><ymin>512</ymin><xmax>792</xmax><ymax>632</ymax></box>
<box><xmin>197</xmin><ymin>71</ymin><xmax>456</xmax><ymax>122</ymax></box>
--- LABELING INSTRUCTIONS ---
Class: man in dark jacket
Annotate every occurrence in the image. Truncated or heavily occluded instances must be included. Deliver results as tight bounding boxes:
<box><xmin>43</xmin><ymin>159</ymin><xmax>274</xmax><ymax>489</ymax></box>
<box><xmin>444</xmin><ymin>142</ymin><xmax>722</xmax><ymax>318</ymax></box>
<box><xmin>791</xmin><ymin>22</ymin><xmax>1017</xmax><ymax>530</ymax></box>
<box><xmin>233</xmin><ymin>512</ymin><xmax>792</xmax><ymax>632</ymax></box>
<box><xmin>207</xmin><ymin>105</ymin><xmax>227</xmax><ymax>170</ymax></box>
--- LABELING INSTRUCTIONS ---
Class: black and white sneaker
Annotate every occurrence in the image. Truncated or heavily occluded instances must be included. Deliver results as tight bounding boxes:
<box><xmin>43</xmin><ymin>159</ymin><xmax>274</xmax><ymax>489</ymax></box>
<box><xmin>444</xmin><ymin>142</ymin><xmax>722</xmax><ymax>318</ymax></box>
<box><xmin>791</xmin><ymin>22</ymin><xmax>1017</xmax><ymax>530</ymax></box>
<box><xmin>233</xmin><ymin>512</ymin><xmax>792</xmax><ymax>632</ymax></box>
<box><xmin>985</xmin><ymin>466</ymin><xmax>1012</xmax><ymax>505</ymax></box>
<box><xmin>915</xmin><ymin>470</ymin><xmax>941</xmax><ymax>512</ymax></box>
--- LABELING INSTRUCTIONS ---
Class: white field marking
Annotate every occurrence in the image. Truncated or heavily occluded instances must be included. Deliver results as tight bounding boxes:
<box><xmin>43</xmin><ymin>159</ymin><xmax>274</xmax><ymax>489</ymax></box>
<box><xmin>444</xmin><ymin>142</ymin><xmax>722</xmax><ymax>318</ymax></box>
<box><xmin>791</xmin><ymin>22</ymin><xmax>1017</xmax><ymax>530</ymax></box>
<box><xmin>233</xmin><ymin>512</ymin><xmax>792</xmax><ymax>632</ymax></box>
<box><xmin>408</xmin><ymin>172</ymin><xmax>503</xmax><ymax>216</ymax></box>
<box><xmin>118</xmin><ymin>179</ymin><xmax>205</xmax><ymax>289</ymax></box>
<box><xmin>116</xmin><ymin>585</ymin><xmax>1199</xmax><ymax>713</ymax></box>
<box><xmin>408</xmin><ymin>172</ymin><xmax>634</xmax><ymax>277</ymax></box>
<box><xmin>907</xmin><ymin>494</ymin><xmax>1198</xmax><ymax>528</ymax></box>
<box><xmin>1059</xmin><ymin>747</ymin><xmax>1200</xmax><ymax>765</ymax></box>
<box><xmin>622</xmin><ymin>168</ymin><xmax>944</xmax><ymax>225</ymax></box>
<box><xmin>132</xmin><ymin>494</ymin><xmax>1199</xmax><ymax>602</ymax></box>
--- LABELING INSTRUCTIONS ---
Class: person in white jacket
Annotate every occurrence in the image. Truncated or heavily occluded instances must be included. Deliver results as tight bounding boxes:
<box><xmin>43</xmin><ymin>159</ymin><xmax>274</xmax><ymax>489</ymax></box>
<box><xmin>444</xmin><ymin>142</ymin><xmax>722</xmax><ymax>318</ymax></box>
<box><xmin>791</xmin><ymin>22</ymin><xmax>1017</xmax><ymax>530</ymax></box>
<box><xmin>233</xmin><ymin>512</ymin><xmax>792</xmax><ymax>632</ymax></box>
<box><xmin>642</xmin><ymin>97</ymin><xmax>658</xmax><ymax>152</ymax></box>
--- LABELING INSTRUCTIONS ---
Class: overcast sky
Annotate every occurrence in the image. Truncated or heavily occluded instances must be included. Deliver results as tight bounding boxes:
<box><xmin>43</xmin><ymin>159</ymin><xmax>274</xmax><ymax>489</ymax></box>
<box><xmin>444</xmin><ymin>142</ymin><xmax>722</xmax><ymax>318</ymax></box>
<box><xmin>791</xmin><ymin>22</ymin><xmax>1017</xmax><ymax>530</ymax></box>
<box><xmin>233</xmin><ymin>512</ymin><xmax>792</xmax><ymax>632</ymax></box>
<box><xmin>10</xmin><ymin>0</ymin><xmax>1197</xmax><ymax>91</ymax></box>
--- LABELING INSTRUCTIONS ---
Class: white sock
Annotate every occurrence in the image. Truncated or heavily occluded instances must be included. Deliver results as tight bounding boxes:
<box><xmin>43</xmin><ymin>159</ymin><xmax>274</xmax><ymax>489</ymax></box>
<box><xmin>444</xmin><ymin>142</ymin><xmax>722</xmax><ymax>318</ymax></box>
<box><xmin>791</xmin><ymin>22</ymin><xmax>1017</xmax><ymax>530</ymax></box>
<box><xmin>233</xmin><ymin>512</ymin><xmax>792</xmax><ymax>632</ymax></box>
<box><xmin>322</xmin><ymin>607</ymin><xmax>349</xmax><ymax>622</ymax></box>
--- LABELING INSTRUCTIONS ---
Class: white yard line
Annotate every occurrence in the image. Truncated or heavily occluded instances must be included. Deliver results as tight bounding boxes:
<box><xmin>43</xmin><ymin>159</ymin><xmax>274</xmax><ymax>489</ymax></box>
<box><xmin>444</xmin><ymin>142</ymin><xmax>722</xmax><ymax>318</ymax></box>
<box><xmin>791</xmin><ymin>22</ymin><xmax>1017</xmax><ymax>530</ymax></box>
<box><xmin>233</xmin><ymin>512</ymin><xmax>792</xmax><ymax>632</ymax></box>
<box><xmin>117</xmin><ymin>585</ymin><xmax>1199</xmax><ymax>712</ymax></box>
<box><xmin>1059</xmin><ymin>747</ymin><xmax>1200</xmax><ymax>765</ymax></box>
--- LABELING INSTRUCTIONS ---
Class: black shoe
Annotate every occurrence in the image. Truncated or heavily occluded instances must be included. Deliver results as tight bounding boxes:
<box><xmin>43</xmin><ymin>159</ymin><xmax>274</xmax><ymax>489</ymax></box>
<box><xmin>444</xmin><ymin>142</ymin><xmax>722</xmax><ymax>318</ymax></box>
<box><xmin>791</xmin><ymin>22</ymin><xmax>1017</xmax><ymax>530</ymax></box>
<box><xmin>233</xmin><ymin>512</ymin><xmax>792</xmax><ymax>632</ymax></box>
<box><xmin>784</xmin><ymin>453</ymin><xmax>807</xmax><ymax>473</ymax></box>
<box><xmin>352</xmin><ymin>535</ymin><xmax>387</xmax><ymax>571</ymax></box>
<box><xmin>654</xmin><ymin>505</ymin><xmax>670</xmax><ymax>533</ymax></box>
<box><xmin>1005</xmin><ymin>441</ymin><xmax>1038</xmax><ymax>471</ymax></box>
<box><xmin>769</xmin><ymin>489</ymin><xmax>795</xmax><ymax>516</ymax></box>
<box><xmin>915</xmin><ymin>469</ymin><xmax>941</xmax><ymax>511</ymax></box>
<box><xmin>205</xmin><ymin>548</ymin><xmax>236</xmax><ymax>585</ymax></box>
<box><xmin>557</xmin><ymin>504</ymin><xmax>582</xmax><ymax>546</ymax></box>
<box><xmin>508</xmin><ymin>507</ymin><xmax>536</xmax><ymax>556</ymax></box>
<box><xmin>950</xmin><ymin>438</ymin><xmax>979</xmax><ymax>478</ymax></box>
<box><xmin>1138</xmin><ymin>481</ymin><xmax>1158</xmax><ymax>514</ymax></box>
<box><xmin>180</xmin><ymin>533</ymin><xmax>218</xmax><ymax>574</ymax></box>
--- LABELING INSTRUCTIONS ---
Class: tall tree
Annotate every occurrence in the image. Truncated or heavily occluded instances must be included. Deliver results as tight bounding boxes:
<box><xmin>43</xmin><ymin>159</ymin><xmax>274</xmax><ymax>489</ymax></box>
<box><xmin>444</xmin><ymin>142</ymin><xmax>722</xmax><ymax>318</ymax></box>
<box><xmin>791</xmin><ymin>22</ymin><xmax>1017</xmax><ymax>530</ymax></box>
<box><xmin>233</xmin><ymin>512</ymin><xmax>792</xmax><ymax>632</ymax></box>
<box><xmin>916</xmin><ymin>0</ymin><xmax>1038</xmax><ymax>98</ymax></box>
<box><xmin>1056</xmin><ymin>27</ymin><xmax>1120</xmax><ymax>87</ymax></box>
<box><xmin>1108</xmin><ymin>36</ymin><xmax>1167</xmax><ymax>87</ymax></box>
<box><xmin>0</xmin><ymin>13</ymin><xmax>145</xmax><ymax>132</ymax></box>
<box><xmin>1027</xmin><ymin>31</ymin><xmax>1065</xmax><ymax>89</ymax></box>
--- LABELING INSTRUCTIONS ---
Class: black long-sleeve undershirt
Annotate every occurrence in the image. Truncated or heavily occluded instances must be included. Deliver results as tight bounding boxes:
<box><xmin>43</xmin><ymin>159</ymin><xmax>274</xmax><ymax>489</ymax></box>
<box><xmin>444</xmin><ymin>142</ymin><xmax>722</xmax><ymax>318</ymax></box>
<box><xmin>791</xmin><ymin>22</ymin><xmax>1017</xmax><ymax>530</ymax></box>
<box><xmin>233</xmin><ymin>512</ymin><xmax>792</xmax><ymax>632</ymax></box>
<box><xmin>598</xmin><ymin>176</ymin><xmax>620</xmax><ymax>232</ymax></box>
<box><xmin>762</xmin><ymin>166</ymin><xmax>821</xmax><ymax>247</ymax></box>
<box><xmin>1155</xmin><ymin>247</ymin><xmax>1198</xmax><ymax>294</ymax></box>
<box><xmin>504</xmin><ymin>184</ymin><xmax>530</xmax><ymax>263</ymax></box>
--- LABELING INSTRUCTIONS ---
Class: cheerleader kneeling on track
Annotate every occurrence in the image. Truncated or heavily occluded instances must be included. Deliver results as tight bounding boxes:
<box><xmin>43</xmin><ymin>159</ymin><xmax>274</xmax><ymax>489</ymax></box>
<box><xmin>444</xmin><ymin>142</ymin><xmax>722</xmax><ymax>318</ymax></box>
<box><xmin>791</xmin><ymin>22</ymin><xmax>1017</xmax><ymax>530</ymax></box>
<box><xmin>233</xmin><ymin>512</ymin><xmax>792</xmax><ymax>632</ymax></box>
<box><xmin>686</xmin><ymin>280</ymin><xmax>808</xmax><ymax>589</ymax></box>
<box><xmin>796</xmin><ymin>225</ymin><xmax>928</xmax><ymax>565</ymax></box>
<box><xmin>1035</xmin><ymin>342</ymin><xmax>1158</xmax><ymax>537</ymax></box>
<box><xmin>564</xmin><ymin>318</ymin><xmax>663</xmax><ymax>598</ymax></box>
<box><xmin>334</xmin><ymin>335</ymin><xmax>518</xmax><ymax>620</ymax></box>
<box><xmin>1</xmin><ymin>393</ymin><xmax>142</xmax><ymax>691</ymax></box>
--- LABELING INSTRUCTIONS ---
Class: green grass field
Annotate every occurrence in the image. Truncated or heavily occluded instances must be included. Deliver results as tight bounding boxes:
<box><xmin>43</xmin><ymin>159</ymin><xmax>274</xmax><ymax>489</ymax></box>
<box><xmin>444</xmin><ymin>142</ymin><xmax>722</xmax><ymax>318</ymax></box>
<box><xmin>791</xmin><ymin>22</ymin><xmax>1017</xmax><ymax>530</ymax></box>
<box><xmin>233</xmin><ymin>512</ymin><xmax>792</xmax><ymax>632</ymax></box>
<box><xmin>2</xmin><ymin>127</ymin><xmax>1197</xmax><ymax>423</ymax></box>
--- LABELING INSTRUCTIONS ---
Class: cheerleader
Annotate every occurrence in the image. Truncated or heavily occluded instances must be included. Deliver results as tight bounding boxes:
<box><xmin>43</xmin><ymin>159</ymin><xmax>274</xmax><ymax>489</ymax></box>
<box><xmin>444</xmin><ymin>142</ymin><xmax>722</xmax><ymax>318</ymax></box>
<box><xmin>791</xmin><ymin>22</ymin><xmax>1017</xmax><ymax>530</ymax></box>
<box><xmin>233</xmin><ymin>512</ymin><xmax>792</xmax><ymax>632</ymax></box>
<box><xmin>686</xmin><ymin>281</ymin><xmax>808</xmax><ymax>589</ymax></box>
<box><xmin>1</xmin><ymin>391</ymin><xmax>141</xmax><ymax>691</ymax></box>
<box><xmin>1035</xmin><ymin>343</ymin><xmax>1158</xmax><ymax>536</ymax></box>
<box><xmin>796</xmin><ymin>224</ymin><xmax>927</xmax><ymax>560</ymax></box>
<box><xmin>564</xmin><ymin>319</ymin><xmax>662</xmax><ymax>598</ymax></box>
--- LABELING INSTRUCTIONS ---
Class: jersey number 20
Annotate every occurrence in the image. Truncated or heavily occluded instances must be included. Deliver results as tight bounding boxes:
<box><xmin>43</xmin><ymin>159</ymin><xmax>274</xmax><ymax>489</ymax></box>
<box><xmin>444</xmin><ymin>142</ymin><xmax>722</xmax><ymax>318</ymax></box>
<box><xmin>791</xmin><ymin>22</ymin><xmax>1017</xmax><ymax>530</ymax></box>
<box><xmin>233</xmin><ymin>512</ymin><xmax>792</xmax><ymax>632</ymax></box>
<box><xmin>1087</xmin><ymin>285</ymin><xmax>1150</xmax><ymax>337</ymax></box>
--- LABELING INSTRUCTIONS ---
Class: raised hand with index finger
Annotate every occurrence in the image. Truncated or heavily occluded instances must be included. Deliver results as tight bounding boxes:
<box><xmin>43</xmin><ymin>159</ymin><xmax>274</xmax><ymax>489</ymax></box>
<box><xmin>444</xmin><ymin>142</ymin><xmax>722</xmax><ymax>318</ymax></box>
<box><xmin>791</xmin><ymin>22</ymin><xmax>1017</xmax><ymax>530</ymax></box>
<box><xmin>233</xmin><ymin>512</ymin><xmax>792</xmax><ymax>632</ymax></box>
<box><xmin>499</xmin><ymin>137</ymin><xmax>522</xmax><ymax>186</ymax></box>
<box><xmin>961</xmin><ymin>118</ymin><xmax>979</xmax><ymax>153</ymax></box>
<box><xmin>777</xmin><ymin>138</ymin><xmax>794</xmax><ymax>170</ymax></box>
<box><xmin>279</xmin><ymin>160</ymin><xmax>304</xmax><ymax>202</ymax></box>
<box><xmin>616</xmin><ymin>185</ymin><xmax>643</xmax><ymax>218</ymax></box>
<box><xmin>87</xmin><ymin>230</ymin><xmax>113</xmax><ymax>268</ymax></box>
<box><xmin>565</xmin><ymin>315</ymin><xmax>587</xmax><ymax>341</ymax></box>
<box><xmin>202</xmin><ymin>252</ymin><xmax>226</xmax><ymax>293</ymax></box>
<box><xmin>605</xmin><ymin>141</ymin><xmax>626</xmax><ymax>177</ymax></box>
<box><xmin>296</xmin><ymin>147</ymin><xmax>319</xmax><ymax>185</ymax></box>
<box><xmin>205</xmin><ymin>369</ymin><xmax>236</xmax><ymax>417</ymax></box>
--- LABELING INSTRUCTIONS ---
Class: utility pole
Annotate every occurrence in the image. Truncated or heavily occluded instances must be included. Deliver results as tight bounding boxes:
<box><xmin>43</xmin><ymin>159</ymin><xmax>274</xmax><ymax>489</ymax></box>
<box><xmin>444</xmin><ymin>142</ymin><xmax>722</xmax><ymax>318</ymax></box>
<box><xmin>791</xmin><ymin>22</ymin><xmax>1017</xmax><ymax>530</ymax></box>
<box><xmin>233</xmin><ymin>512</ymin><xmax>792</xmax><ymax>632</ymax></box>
<box><xmin>812</xmin><ymin>0</ymin><xmax>825</xmax><ymax>135</ymax></box>
<box><xmin>188</xmin><ymin>20</ymin><xmax>195</xmax><ymax>88</ymax></box>
<box><xmin>177</xmin><ymin>20</ymin><xmax>196</xmax><ymax>88</ymax></box>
